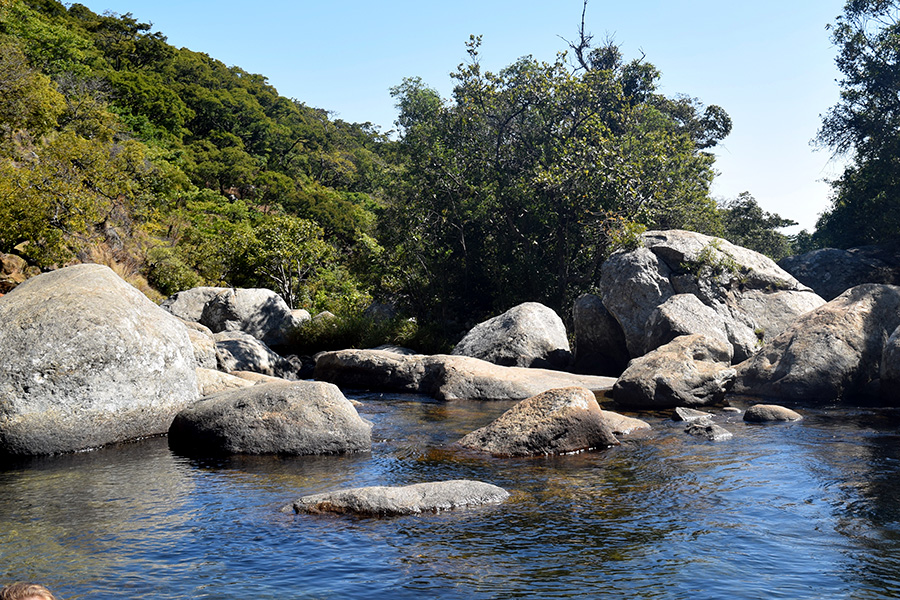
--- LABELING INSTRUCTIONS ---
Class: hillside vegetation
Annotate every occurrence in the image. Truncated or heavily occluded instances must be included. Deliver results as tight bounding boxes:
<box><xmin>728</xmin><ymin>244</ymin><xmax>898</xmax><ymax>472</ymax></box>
<box><xmin>0</xmin><ymin>0</ymin><xmax>801</xmax><ymax>347</ymax></box>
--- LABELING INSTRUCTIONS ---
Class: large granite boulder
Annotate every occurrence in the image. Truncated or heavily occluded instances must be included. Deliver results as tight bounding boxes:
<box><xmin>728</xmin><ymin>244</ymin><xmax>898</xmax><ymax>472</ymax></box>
<box><xmin>168</xmin><ymin>381</ymin><xmax>372</xmax><ymax>455</ymax></box>
<box><xmin>0</xmin><ymin>264</ymin><xmax>199</xmax><ymax>456</ymax></box>
<box><xmin>612</xmin><ymin>334</ymin><xmax>736</xmax><ymax>409</ymax></box>
<box><xmin>457</xmin><ymin>387</ymin><xmax>619</xmax><ymax>456</ymax></box>
<box><xmin>162</xmin><ymin>286</ymin><xmax>303</xmax><ymax>348</ymax></box>
<box><xmin>214</xmin><ymin>331</ymin><xmax>295</xmax><ymax>378</ymax></box>
<box><xmin>733</xmin><ymin>284</ymin><xmax>900</xmax><ymax>402</ymax></box>
<box><xmin>314</xmin><ymin>349</ymin><xmax>617</xmax><ymax>401</ymax></box>
<box><xmin>195</xmin><ymin>367</ymin><xmax>256</xmax><ymax>397</ymax></box>
<box><xmin>181</xmin><ymin>320</ymin><xmax>218</xmax><ymax>370</ymax></box>
<box><xmin>452</xmin><ymin>302</ymin><xmax>571</xmax><ymax>369</ymax></box>
<box><xmin>882</xmin><ymin>325</ymin><xmax>900</xmax><ymax>404</ymax></box>
<box><xmin>200</xmin><ymin>287</ymin><xmax>302</xmax><ymax>348</ymax></box>
<box><xmin>599</xmin><ymin>230</ymin><xmax>825</xmax><ymax>362</ymax></box>
<box><xmin>571</xmin><ymin>293</ymin><xmax>629</xmax><ymax>375</ymax></box>
<box><xmin>286</xmin><ymin>480</ymin><xmax>509</xmax><ymax>517</ymax></box>
<box><xmin>779</xmin><ymin>243</ymin><xmax>900</xmax><ymax>301</ymax></box>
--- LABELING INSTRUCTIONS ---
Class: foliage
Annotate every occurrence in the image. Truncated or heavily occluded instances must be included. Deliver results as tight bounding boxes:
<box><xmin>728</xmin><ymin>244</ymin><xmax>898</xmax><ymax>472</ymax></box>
<box><xmin>719</xmin><ymin>191</ymin><xmax>797</xmax><ymax>260</ymax></box>
<box><xmin>384</xmin><ymin>33</ymin><xmax>729</xmax><ymax>321</ymax></box>
<box><xmin>815</xmin><ymin>0</ymin><xmax>900</xmax><ymax>247</ymax></box>
<box><xmin>286</xmin><ymin>312</ymin><xmax>452</xmax><ymax>356</ymax></box>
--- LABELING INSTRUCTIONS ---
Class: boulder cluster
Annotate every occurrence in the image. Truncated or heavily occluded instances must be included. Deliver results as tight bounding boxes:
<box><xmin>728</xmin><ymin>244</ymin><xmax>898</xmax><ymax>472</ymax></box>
<box><xmin>2</xmin><ymin>229</ymin><xmax>898</xmax><ymax>516</ymax></box>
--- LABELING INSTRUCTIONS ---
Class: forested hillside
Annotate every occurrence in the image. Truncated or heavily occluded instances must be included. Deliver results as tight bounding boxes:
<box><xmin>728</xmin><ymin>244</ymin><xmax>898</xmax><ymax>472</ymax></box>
<box><xmin>0</xmin><ymin>0</ymin><xmax>802</xmax><ymax>345</ymax></box>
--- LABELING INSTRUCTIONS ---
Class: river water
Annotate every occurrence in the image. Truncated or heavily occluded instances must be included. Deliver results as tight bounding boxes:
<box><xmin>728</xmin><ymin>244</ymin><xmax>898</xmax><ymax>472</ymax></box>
<box><xmin>2</xmin><ymin>392</ymin><xmax>900</xmax><ymax>599</ymax></box>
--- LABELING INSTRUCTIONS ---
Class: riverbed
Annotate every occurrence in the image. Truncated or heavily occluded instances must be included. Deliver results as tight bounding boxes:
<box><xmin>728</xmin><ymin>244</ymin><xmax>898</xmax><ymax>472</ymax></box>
<box><xmin>2</xmin><ymin>393</ymin><xmax>900</xmax><ymax>599</ymax></box>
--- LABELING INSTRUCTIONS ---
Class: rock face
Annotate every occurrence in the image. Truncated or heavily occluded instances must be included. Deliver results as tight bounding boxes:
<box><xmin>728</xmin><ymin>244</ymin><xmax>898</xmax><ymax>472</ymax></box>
<box><xmin>456</xmin><ymin>387</ymin><xmax>620</xmax><ymax>456</ymax></box>
<box><xmin>779</xmin><ymin>243</ymin><xmax>900</xmax><ymax>301</ymax></box>
<box><xmin>162</xmin><ymin>286</ymin><xmax>303</xmax><ymax>348</ymax></box>
<box><xmin>882</xmin><ymin>325</ymin><xmax>900</xmax><ymax>404</ymax></box>
<box><xmin>733</xmin><ymin>284</ymin><xmax>900</xmax><ymax>402</ymax></box>
<box><xmin>599</xmin><ymin>230</ymin><xmax>825</xmax><ymax>362</ymax></box>
<box><xmin>182</xmin><ymin>321</ymin><xmax>218</xmax><ymax>370</ymax></box>
<box><xmin>452</xmin><ymin>302</ymin><xmax>572</xmax><ymax>369</ymax></box>
<box><xmin>314</xmin><ymin>349</ymin><xmax>617</xmax><ymax>401</ymax></box>
<box><xmin>195</xmin><ymin>368</ymin><xmax>255</xmax><ymax>397</ymax></box>
<box><xmin>684</xmin><ymin>420</ymin><xmax>733</xmax><ymax>442</ymax></box>
<box><xmin>612</xmin><ymin>334</ymin><xmax>736</xmax><ymax>409</ymax></box>
<box><xmin>168</xmin><ymin>381</ymin><xmax>372</xmax><ymax>455</ymax></box>
<box><xmin>743</xmin><ymin>404</ymin><xmax>803</xmax><ymax>422</ymax></box>
<box><xmin>572</xmin><ymin>293</ymin><xmax>629</xmax><ymax>375</ymax></box>
<box><xmin>214</xmin><ymin>331</ymin><xmax>295</xmax><ymax>378</ymax></box>
<box><xmin>287</xmin><ymin>480</ymin><xmax>509</xmax><ymax>517</ymax></box>
<box><xmin>0</xmin><ymin>264</ymin><xmax>199</xmax><ymax>456</ymax></box>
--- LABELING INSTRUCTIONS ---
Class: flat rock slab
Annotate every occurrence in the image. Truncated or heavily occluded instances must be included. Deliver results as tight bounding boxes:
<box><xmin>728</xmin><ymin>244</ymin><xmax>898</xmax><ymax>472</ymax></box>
<box><xmin>457</xmin><ymin>387</ymin><xmax>619</xmax><ymax>456</ymax></box>
<box><xmin>314</xmin><ymin>349</ymin><xmax>616</xmax><ymax>401</ymax></box>
<box><xmin>286</xmin><ymin>480</ymin><xmax>509</xmax><ymax>517</ymax></box>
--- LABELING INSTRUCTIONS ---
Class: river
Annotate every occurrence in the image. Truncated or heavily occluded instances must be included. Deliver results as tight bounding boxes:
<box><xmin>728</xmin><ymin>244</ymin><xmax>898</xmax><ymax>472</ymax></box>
<box><xmin>2</xmin><ymin>392</ymin><xmax>900</xmax><ymax>599</ymax></box>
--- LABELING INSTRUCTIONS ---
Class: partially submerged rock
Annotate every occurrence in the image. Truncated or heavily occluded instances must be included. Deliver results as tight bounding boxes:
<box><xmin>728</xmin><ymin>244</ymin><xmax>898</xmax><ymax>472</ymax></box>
<box><xmin>169</xmin><ymin>381</ymin><xmax>372</xmax><ymax>456</ymax></box>
<box><xmin>673</xmin><ymin>407</ymin><xmax>714</xmax><ymax>422</ymax></box>
<box><xmin>601</xmin><ymin>410</ymin><xmax>651</xmax><ymax>436</ymax></box>
<box><xmin>685</xmin><ymin>420</ymin><xmax>733</xmax><ymax>442</ymax></box>
<box><xmin>611</xmin><ymin>334</ymin><xmax>736</xmax><ymax>409</ymax></box>
<box><xmin>452</xmin><ymin>302</ymin><xmax>571</xmax><ymax>369</ymax></box>
<box><xmin>882</xmin><ymin>325</ymin><xmax>900</xmax><ymax>404</ymax></box>
<box><xmin>287</xmin><ymin>480</ymin><xmax>509</xmax><ymax>517</ymax></box>
<box><xmin>314</xmin><ymin>349</ymin><xmax>616</xmax><ymax>401</ymax></box>
<box><xmin>456</xmin><ymin>387</ymin><xmax>619</xmax><ymax>456</ymax></box>
<box><xmin>743</xmin><ymin>404</ymin><xmax>803</xmax><ymax>422</ymax></box>
<box><xmin>733</xmin><ymin>284</ymin><xmax>900</xmax><ymax>402</ymax></box>
<box><xmin>0</xmin><ymin>264</ymin><xmax>198</xmax><ymax>456</ymax></box>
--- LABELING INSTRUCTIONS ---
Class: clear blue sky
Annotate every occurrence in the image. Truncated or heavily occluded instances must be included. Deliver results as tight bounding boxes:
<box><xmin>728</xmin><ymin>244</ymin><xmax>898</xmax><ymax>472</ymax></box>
<box><xmin>77</xmin><ymin>0</ymin><xmax>848</xmax><ymax>231</ymax></box>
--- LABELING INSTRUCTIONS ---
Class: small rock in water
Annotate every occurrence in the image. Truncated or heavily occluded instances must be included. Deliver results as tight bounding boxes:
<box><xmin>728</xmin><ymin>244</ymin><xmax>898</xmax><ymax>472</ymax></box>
<box><xmin>673</xmin><ymin>407</ymin><xmax>713</xmax><ymax>422</ymax></box>
<box><xmin>286</xmin><ymin>480</ymin><xmax>510</xmax><ymax>517</ymax></box>
<box><xmin>685</xmin><ymin>420</ymin><xmax>733</xmax><ymax>442</ymax></box>
<box><xmin>743</xmin><ymin>404</ymin><xmax>803</xmax><ymax>422</ymax></box>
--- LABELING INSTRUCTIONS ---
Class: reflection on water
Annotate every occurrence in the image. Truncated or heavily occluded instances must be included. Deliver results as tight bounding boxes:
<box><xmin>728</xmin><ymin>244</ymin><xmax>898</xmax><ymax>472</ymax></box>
<box><xmin>2</xmin><ymin>395</ymin><xmax>900</xmax><ymax>598</ymax></box>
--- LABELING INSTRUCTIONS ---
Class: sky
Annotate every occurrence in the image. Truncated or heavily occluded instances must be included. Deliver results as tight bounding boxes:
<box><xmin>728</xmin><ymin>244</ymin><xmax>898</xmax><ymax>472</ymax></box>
<box><xmin>76</xmin><ymin>0</ymin><xmax>850</xmax><ymax>231</ymax></box>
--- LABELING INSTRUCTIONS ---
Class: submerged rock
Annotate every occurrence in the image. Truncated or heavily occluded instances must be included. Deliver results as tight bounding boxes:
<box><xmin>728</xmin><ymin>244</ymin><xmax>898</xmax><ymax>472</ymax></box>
<box><xmin>169</xmin><ymin>381</ymin><xmax>371</xmax><ymax>456</ymax></box>
<box><xmin>286</xmin><ymin>480</ymin><xmax>509</xmax><ymax>517</ymax></box>
<box><xmin>456</xmin><ymin>387</ymin><xmax>619</xmax><ymax>456</ymax></box>
<box><xmin>0</xmin><ymin>264</ymin><xmax>198</xmax><ymax>456</ymax></box>
<box><xmin>452</xmin><ymin>302</ymin><xmax>571</xmax><ymax>369</ymax></box>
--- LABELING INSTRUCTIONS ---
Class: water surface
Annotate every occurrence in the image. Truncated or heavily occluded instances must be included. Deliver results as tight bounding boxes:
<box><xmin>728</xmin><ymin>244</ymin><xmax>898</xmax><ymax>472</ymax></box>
<box><xmin>2</xmin><ymin>393</ymin><xmax>900</xmax><ymax>599</ymax></box>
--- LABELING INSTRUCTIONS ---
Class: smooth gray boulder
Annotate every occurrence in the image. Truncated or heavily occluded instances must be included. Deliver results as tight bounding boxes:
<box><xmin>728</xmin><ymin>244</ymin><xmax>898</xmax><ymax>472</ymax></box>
<box><xmin>882</xmin><ymin>325</ymin><xmax>900</xmax><ymax>404</ymax></box>
<box><xmin>571</xmin><ymin>293</ymin><xmax>629</xmax><ymax>375</ymax></box>
<box><xmin>0</xmin><ymin>264</ymin><xmax>199</xmax><ymax>456</ymax></box>
<box><xmin>160</xmin><ymin>286</ymin><xmax>229</xmax><ymax>322</ymax></box>
<box><xmin>599</xmin><ymin>230</ymin><xmax>825</xmax><ymax>362</ymax></box>
<box><xmin>452</xmin><ymin>302</ymin><xmax>571</xmax><ymax>369</ymax></box>
<box><xmin>612</xmin><ymin>334</ymin><xmax>736</xmax><ymax>409</ymax></box>
<box><xmin>743</xmin><ymin>404</ymin><xmax>803</xmax><ymax>422</ymax></box>
<box><xmin>456</xmin><ymin>387</ymin><xmax>620</xmax><ymax>456</ymax></box>
<box><xmin>169</xmin><ymin>381</ymin><xmax>372</xmax><ymax>455</ymax></box>
<box><xmin>601</xmin><ymin>410</ymin><xmax>652</xmax><ymax>435</ymax></box>
<box><xmin>645</xmin><ymin>294</ymin><xmax>732</xmax><ymax>357</ymax></box>
<box><xmin>314</xmin><ymin>349</ymin><xmax>617</xmax><ymax>401</ymax></box>
<box><xmin>214</xmin><ymin>331</ymin><xmax>295</xmax><ymax>378</ymax></box>
<box><xmin>779</xmin><ymin>243</ymin><xmax>900</xmax><ymax>301</ymax></box>
<box><xmin>286</xmin><ymin>480</ymin><xmax>509</xmax><ymax>517</ymax></box>
<box><xmin>733</xmin><ymin>284</ymin><xmax>900</xmax><ymax>402</ymax></box>
<box><xmin>200</xmin><ymin>287</ymin><xmax>302</xmax><ymax>348</ymax></box>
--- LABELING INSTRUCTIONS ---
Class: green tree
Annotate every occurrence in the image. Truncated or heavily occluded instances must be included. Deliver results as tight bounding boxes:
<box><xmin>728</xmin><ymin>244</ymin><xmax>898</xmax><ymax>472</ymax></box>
<box><xmin>719</xmin><ymin>192</ymin><xmax>797</xmax><ymax>260</ymax></box>
<box><xmin>384</xmin><ymin>34</ymin><xmax>729</xmax><ymax>320</ymax></box>
<box><xmin>815</xmin><ymin>0</ymin><xmax>900</xmax><ymax>247</ymax></box>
